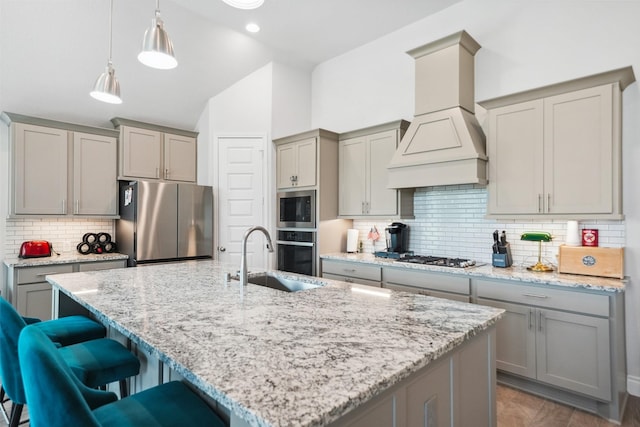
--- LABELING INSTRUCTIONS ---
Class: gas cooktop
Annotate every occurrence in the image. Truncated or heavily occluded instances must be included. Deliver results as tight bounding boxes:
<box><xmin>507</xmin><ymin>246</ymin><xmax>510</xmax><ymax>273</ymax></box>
<box><xmin>394</xmin><ymin>255</ymin><xmax>477</xmax><ymax>268</ymax></box>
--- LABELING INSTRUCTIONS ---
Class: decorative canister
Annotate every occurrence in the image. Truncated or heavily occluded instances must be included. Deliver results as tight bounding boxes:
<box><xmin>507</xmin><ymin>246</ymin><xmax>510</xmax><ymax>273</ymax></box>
<box><xmin>582</xmin><ymin>229</ymin><xmax>599</xmax><ymax>247</ymax></box>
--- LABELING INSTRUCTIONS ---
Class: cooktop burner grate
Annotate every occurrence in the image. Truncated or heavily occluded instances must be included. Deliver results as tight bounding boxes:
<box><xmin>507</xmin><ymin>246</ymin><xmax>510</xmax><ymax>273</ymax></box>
<box><xmin>395</xmin><ymin>255</ymin><xmax>476</xmax><ymax>268</ymax></box>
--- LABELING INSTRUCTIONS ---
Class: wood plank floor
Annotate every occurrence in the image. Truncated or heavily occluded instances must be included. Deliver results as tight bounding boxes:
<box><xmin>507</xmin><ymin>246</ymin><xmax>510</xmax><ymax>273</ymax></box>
<box><xmin>2</xmin><ymin>384</ymin><xmax>640</xmax><ymax>426</ymax></box>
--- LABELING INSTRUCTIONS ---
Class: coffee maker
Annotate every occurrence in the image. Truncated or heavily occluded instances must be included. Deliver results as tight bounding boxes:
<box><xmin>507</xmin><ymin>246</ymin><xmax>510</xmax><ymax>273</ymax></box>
<box><xmin>385</xmin><ymin>222</ymin><xmax>409</xmax><ymax>254</ymax></box>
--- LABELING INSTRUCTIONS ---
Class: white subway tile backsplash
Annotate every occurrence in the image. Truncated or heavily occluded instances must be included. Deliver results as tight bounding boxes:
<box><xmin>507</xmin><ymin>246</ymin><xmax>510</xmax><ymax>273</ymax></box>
<box><xmin>4</xmin><ymin>218</ymin><xmax>115</xmax><ymax>257</ymax></box>
<box><xmin>353</xmin><ymin>185</ymin><xmax>625</xmax><ymax>268</ymax></box>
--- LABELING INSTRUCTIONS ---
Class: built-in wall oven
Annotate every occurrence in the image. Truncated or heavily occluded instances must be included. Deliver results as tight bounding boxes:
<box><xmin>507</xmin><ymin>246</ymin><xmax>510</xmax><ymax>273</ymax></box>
<box><xmin>277</xmin><ymin>190</ymin><xmax>315</xmax><ymax>228</ymax></box>
<box><xmin>276</xmin><ymin>230</ymin><xmax>316</xmax><ymax>276</ymax></box>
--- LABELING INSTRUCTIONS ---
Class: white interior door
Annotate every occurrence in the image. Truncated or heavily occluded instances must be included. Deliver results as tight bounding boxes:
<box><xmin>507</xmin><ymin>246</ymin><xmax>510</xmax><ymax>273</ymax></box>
<box><xmin>217</xmin><ymin>136</ymin><xmax>268</xmax><ymax>270</ymax></box>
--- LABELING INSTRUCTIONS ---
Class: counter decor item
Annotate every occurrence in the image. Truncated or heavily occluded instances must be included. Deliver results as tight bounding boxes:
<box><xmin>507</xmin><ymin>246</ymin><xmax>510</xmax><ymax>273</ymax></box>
<box><xmin>582</xmin><ymin>229</ymin><xmax>599</xmax><ymax>246</ymax></box>
<box><xmin>346</xmin><ymin>229</ymin><xmax>359</xmax><ymax>253</ymax></box>
<box><xmin>77</xmin><ymin>233</ymin><xmax>117</xmax><ymax>255</ymax></box>
<box><xmin>558</xmin><ymin>245</ymin><xmax>624</xmax><ymax>279</ymax></box>
<box><xmin>492</xmin><ymin>230</ymin><xmax>513</xmax><ymax>268</ymax></box>
<box><xmin>565</xmin><ymin>221</ymin><xmax>581</xmax><ymax>246</ymax></box>
<box><xmin>520</xmin><ymin>231</ymin><xmax>554</xmax><ymax>272</ymax></box>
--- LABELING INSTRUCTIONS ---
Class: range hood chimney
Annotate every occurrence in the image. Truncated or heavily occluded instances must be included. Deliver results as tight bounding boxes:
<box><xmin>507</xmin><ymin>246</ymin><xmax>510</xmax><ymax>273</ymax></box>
<box><xmin>387</xmin><ymin>30</ymin><xmax>487</xmax><ymax>189</ymax></box>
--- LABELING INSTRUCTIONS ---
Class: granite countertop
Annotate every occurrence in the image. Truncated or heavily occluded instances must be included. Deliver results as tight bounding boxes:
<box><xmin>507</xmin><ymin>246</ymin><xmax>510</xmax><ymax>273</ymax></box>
<box><xmin>320</xmin><ymin>253</ymin><xmax>626</xmax><ymax>293</ymax></box>
<box><xmin>3</xmin><ymin>252</ymin><xmax>128</xmax><ymax>268</ymax></box>
<box><xmin>46</xmin><ymin>260</ymin><xmax>503</xmax><ymax>427</ymax></box>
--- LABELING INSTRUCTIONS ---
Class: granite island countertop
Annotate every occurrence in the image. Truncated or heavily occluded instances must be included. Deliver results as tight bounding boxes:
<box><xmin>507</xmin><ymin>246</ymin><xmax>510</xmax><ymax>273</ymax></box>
<box><xmin>320</xmin><ymin>253</ymin><xmax>626</xmax><ymax>293</ymax></box>
<box><xmin>46</xmin><ymin>259</ymin><xmax>503</xmax><ymax>427</ymax></box>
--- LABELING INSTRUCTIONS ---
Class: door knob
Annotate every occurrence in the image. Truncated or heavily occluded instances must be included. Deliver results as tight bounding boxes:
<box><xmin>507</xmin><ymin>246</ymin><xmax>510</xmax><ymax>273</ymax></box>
<box><xmin>218</xmin><ymin>247</ymin><xmax>226</xmax><ymax>252</ymax></box>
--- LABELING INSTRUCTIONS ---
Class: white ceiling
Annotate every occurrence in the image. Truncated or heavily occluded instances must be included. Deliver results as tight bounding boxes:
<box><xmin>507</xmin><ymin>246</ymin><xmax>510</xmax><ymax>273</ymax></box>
<box><xmin>174</xmin><ymin>0</ymin><xmax>462</xmax><ymax>65</ymax></box>
<box><xmin>0</xmin><ymin>0</ymin><xmax>461</xmax><ymax>130</ymax></box>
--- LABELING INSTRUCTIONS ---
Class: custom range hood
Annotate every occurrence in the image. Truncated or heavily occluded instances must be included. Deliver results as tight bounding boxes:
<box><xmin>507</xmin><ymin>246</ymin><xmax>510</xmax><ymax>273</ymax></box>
<box><xmin>387</xmin><ymin>30</ymin><xmax>487</xmax><ymax>189</ymax></box>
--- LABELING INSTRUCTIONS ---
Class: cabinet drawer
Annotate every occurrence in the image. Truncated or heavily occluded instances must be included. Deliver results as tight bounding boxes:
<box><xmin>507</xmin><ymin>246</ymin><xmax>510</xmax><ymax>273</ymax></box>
<box><xmin>384</xmin><ymin>267</ymin><xmax>470</xmax><ymax>295</ymax></box>
<box><xmin>475</xmin><ymin>279</ymin><xmax>609</xmax><ymax>317</ymax></box>
<box><xmin>322</xmin><ymin>260</ymin><xmax>381</xmax><ymax>282</ymax></box>
<box><xmin>16</xmin><ymin>264</ymin><xmax>74</xmax><ymax>285</ymax></box>
<box><xmin>78</xmin><ymin>260</ymin><xmax>126</xmax><ymax>272</ymax></box>
<box><xmin>323</xmin><ymin>273</ymin><xmax>381</xmax><ymax>288</ymax></box>
<box><xmin>385</xmin><ymin>282</ymin><xmax>470</xmax><ymax>303</ymax></box>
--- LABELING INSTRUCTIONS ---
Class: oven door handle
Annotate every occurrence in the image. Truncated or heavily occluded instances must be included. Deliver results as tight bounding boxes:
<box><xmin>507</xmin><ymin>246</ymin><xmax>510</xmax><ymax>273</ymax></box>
<box><xmin>276</xmin><ymin>240</ymin><xmax>315</xmax><ymax>247</ymax></box>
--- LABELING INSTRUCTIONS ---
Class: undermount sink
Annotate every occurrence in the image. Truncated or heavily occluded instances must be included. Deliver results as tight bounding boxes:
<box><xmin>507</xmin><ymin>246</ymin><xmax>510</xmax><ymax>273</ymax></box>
<box><xmin>246</xmin><ymin>273</ymin><xmax>324</xmax><ymax>292</ymax></box>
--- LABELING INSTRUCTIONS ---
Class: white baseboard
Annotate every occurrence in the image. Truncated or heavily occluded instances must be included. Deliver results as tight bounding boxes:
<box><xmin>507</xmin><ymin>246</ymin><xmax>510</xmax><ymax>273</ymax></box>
<box><xmin>628</xmin><ymin>375</ymin><xmax>640</xmax><ymax>396</ymax></box>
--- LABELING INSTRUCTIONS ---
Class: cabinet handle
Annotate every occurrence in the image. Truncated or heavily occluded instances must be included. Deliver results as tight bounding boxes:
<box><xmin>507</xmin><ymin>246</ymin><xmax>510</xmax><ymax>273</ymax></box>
<box><xmin>528</xmin><ymin>309</ymin><xmax>534</xmax><ymax>330</ymax></box>
<box><xmin>538</xmin><ymin>194</ymin><xmax>542</xmax><ymax>213</ymax></box>
<box><xmin>547</xmin><ymin>194</ymin><xmax>551</xmax><ymax>213</ymax></box>
<box><xmin>522</xmin><ymin>293</ymin><xmax>548</xmax><ymax>299</ymax></box>
<box><xmin>361</xmin><ymin>202</ymin><xmax>365</xmax><ymax>214</ymax></box>
<box><xmin>156</xmin><ymin>168</ymin><xmax>160</xmax><ymax>179</ymax></box>
<box><xmin>538</xmin><ymin>311</ymin><xmax>544</xmax><ymax>332</ymax></box>
<box><xmin>165</xmin><ymin>169</ymin><xmax>169</xmax><ymax>179</ymax></box>
<box><xmin>62</xmin><ymin>199</ymin><xmax>67</xmax><ymax>215</ymax></box>
<box><xmin>75</xmin><ymin>200</ymin><xmax>79</xmax><ymax>214</ymax></box>
<box><xmin>36</xmin><ymin>272</ymin><xmax>61</xmax><ymax>277</ymax></box>
<box><xmin>343</xmin><ymin>268</ymin><xmax>356</xmax><ymax>273</ymax></box>
<box><xmin>344</xmin><ymin>277</ymin><xmax>354</xmax><ymax>283</ymax></box>
<box><xmin>366</xmin><ymin>202</ymin><xmax>370</xmax><ymax>214</ymax></box>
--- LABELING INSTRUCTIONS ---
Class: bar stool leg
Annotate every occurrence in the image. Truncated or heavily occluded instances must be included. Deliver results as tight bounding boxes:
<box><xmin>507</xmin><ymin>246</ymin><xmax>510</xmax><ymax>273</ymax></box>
<box><xmin>9</xmin><ymin>403</ymin><xmax>23</xmax><ymax>427</ymax></box>
<box><xmin>119</xmin><ymin>379</ymin><xmax>129</xmax><ymax>398</ymax></box>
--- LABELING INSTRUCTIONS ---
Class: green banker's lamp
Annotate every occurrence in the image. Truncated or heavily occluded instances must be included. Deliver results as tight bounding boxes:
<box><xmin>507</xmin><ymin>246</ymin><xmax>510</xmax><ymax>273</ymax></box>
<box><xmin>520</xmin><ymin>232</ymin><xmax>554</xmax><ymax>272</ymax></box>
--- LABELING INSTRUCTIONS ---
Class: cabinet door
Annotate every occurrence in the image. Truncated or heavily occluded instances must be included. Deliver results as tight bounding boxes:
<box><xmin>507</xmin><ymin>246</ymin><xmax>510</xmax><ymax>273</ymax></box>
<box><xmin>486</xmin><ymin>100</ymin><xmax>544</xmax><ymax>214</ymax></box>
<box><xmin>121</xmin><ymin>126</ymin><xmax>162</xmax><ymax>179</ymax></box>
<box><xmin>367</xmin><ymin>130</ymin><xmax>398</xmax><ymax>216</ymax></box>
<box><xmin>295</xmin><ymin>137</ymin><xmax>317</xmax><ymax>187</ymax></box>
<box><xmin>339</xmin><ymin>137</ymin><xmax>367</xmax><ymax>215</ymax></box>
<box><xmin>536</xmin><ymin>308</ymin><xmax>611</xmax><ymax>400</ymax></box>
<box><xmin>17</xmin><ymin>282</ymin><xmax>53</xmax><ymax>320</ymax></box>
<box><xmin>276</xmin><ymin>142</ymin><xmax>297</xmax><ymax>189</ymax></box>
<box><xmin>477</xmin><ymin>298</ymin><xmax>536</xmax><ymax>379</ymax></box>
<box><xmin>13</xmin><ymin>123</ymin><xmax>68</xmax><ymax>214</ymax></box>
<box><xmin>544</xmin><ymin>84</ymin><xmax>613</xmax><ymax>214</ymax></box>
<box><xmin>73</xmin><ymin>132</ymin><xmax>117</xmax><ymax>215</ymax></box>
<box><xmin>164</xmin><ymin>133</ymin><xmax>196</xmax><ymax>182</ymax></box>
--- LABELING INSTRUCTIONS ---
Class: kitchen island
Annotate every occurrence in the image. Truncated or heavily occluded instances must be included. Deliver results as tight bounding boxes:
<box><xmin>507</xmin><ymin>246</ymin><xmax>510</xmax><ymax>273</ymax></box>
<box><xmin>46</xmin><ymin>259</ymin><xmax>503</xmax><ymax>427</ymax></box>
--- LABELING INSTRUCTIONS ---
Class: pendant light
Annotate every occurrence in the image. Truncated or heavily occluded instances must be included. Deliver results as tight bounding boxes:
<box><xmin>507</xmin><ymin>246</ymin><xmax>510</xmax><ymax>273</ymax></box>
<box><xmin>90</xmin><ymin>0</ymin><xmax>122</xmax><ymax>104</ymax></box>
<box><xmin>221</xmin><ymin>0</ymin><xmax>264</xmax><ymax>9</ymax></box>
<box><xmin>138</xmin><ymin>0</ymin><xmax>177</xmax><ymax>70</ymax></box>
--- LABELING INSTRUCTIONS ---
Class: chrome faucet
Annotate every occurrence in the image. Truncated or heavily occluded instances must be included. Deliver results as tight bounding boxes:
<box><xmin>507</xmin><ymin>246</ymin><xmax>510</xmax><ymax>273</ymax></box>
<box><xmin>239</xmin><ymin>226</ymin><xmax>274</xmax><ymax>287</ymax></box>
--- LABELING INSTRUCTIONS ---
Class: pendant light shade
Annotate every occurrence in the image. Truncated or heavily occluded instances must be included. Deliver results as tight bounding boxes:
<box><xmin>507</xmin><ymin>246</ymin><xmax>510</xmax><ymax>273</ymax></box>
<box><xmin>221</xmin><ymin>0</ymin><xmax>264</xmax><ymax>9</ymax></box>
<box><xmin>90</xmin><ymin>63</ymin><xmax>122</xmax><ymax>104</ymax></box>
<box><xmin>138</xmin><ymin>2</ymin><xmax>177</xmax><ymax>70</ymax></box>
<box><xmin>90</xmin><ymin>0</ymin><xmax>122</xmax><ymax>104</ymax></box>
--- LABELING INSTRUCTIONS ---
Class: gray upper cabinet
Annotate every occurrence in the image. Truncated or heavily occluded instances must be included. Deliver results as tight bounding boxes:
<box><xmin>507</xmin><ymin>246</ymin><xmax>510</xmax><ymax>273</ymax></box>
<box><xmin>112</xmin><ymin>118</ymin><xmax>197</xmax><ymax>183</ymax></box>
<box><xmin>276</xmin><ymin>136</ymin><xmax>317</xmax><ymax>190</ymax></box>
<box><xmin>480</xmin><ymin>67</ymin><xmax>635</xmax><ymax>219</ymax></box>
<box><xmin>338</xmin><ymin>120</ymin><xmax>414</xmax><ymax>219</ymax></box>
<box><xmin>4</xmin><ymin>114</ymin><xmax>119</xmax><ymax>217</ymax></box>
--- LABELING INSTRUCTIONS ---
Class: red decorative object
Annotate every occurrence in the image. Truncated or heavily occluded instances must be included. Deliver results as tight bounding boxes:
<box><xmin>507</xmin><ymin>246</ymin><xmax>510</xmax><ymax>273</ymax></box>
<box><xmin>582</xmin><ymin>229</ymin><xmax>599</xmax><ymax>247</ymax></box>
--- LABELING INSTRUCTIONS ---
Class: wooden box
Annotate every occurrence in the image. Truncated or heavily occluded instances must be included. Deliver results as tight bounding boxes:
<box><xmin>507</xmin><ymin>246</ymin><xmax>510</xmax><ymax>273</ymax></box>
<box><xmin>558</xmin><ymin>245</ymin><xmax>624</xmax><ymax>279</ymax></box>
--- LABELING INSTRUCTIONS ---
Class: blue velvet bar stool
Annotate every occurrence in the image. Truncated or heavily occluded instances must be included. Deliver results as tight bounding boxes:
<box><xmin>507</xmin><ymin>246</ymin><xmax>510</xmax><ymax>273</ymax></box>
<box><xmin>0</xmin><ymin>297</ymin><xmax>141</xmax><ymax>427</ymax></box>
<box><xmin>19</xmin><ymin>326</ymin><xmax>226</xmax><ymax>427</ymax></box>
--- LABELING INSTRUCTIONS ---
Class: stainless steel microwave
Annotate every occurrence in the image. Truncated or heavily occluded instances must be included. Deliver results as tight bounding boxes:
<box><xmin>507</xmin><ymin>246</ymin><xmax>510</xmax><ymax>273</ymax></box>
<box><xmin>277</xmin><ymin>190</ymin><xmax>315</xmax><ymax>228</ymax></box>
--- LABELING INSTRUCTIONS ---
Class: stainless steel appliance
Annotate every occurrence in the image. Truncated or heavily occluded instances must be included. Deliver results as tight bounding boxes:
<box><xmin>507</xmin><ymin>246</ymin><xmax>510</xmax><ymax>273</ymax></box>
<box><xmin>116</xmin><ymin>181</ymin><xmax>213</xmax><ymax>267</ymax></box>
<box><xmin>277</xmin><ymin>190</ymin><xmax>315</xmax><ymax>228</ymax></box>
<box><xmin>395</xmin><ymin>256</ymin><xmax>476</xmax><ymax>268</ymax></box>
<box><xmin>276</xmin><ymin>230</ymin><xmax>316</xmax><ymax>276</ymax></box>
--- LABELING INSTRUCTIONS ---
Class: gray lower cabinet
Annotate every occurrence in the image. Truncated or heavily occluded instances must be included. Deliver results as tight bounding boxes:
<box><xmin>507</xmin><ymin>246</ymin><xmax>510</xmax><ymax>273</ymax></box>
<box><xmin>475</xmin><ymin>277</ymin><xmax>623</xmax><ymax>419</ymax></box>
<box><xmin>8</xmin><ymin>259</ymin><xmax>126</xmax><ymax>320</ymax></box>
<box><xmin>383</xmin><ymin>267</ymin><xmax>471</xmax><ymax>302</ymax></box>
<box><xmin>322</xmin><ymin>259</ymin><xmax>382</xmax><ymax>287</ymax></box>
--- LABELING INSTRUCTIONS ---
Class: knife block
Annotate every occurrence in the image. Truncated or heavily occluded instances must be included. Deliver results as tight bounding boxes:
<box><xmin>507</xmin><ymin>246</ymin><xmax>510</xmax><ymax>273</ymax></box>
<box><xmin>492</xmin><ymin>244</ymin><xmax>513</xmax><ymax>268</ymax></box>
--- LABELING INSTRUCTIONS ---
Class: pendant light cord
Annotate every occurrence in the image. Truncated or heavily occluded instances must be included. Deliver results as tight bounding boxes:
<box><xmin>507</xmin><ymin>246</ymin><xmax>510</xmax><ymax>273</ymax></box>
<box><xmin>108</xmin><ymin>0</ymin><xmax>114</xmax><ymax>66</ymax></box>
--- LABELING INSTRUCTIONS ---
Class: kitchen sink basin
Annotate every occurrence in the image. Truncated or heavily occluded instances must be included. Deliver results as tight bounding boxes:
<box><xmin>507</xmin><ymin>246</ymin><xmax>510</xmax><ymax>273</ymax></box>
<box><xmin>246</xmin><ymin>273</ymin><xmax>324</xmax><ymax>292</ymax></box>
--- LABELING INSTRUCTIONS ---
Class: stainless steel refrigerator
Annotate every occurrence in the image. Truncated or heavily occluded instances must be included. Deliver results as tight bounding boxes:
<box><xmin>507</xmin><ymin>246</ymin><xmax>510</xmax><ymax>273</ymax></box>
<box><xmin>116</xmin><ymin>181</ymin><xmax>213</xmax><ymax>267</ymax></box>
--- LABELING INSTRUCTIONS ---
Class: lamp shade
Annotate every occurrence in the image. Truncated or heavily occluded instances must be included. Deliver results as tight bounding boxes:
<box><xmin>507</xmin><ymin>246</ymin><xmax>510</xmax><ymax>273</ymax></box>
<box><xmin>221</xmin><ymin>0</ymin><xmax>264</xmax><ymax>9</ymax></box>
<box><xmin>90</xmin><ymin>64</ymin><xmax>122</xmax><ymax>104</ymax></box>
<box><xmin>138</xmin><ymin>17</ymin><xmax>177</xmax><ymax>70</ymax></box>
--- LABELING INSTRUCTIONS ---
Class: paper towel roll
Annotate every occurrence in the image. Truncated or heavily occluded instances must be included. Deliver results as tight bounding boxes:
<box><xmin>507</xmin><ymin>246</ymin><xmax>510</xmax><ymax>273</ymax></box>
<box><xmin>565</xmin><ymin>221</ymin><xmax>581</xmax><ymax>246</ymax></box>
<box><xmin>346</xmin><ymin>229</ymin><xmax>359</xmax><ymax>253</ymax></box>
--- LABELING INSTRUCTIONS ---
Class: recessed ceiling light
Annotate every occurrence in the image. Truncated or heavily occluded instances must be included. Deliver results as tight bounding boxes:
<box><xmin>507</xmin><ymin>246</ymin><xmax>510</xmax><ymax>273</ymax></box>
<box><xmin>221</xmin><ymin>0</ymin><xmax>264</xmax><ymax>10</ymax></box>
<box><xmin>246</xmin><ymin>23</ymin><xmax>260</xmax><ymax>33</ymax></box>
